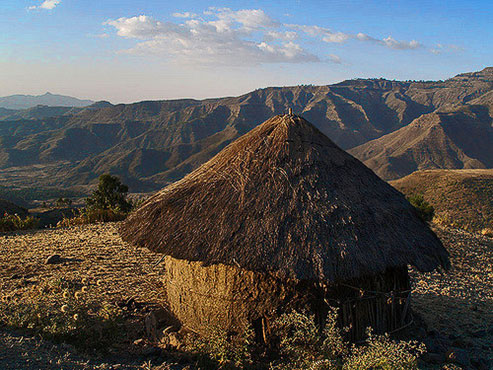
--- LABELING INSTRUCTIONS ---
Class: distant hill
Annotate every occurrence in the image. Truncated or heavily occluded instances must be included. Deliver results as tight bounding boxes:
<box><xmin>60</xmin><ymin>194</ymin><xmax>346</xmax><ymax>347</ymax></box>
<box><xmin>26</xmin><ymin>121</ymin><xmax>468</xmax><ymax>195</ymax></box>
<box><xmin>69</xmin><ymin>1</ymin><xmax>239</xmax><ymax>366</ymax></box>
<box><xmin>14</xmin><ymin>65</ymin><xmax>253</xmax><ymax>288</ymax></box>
<box><xmin>0</xmin><ymin>199</ymin><xmax>28</xmax><ymax>217</ymax></box>
<box><xmin>349</xmin><ymin>104</ymin><xmax>493</xmax><ymax>180</ymax></box>
<box><xmin>391</xmin><ymin>169</ymin><xmax>493</xmax><ymax>232</ymax></box>
<box><xmin>0</xmin><ymin>68</ymin><xmax>491</xmax><ymax>191</ymax></box>
<box><xmin>0</xmin><ymin>92</ymin><xmax>94</xmax><ymax>110</ymax></box>
<box><xmin>0</xmin><ymin>102</ymin><xmax>112</xmax><ymax>121</ymax></box>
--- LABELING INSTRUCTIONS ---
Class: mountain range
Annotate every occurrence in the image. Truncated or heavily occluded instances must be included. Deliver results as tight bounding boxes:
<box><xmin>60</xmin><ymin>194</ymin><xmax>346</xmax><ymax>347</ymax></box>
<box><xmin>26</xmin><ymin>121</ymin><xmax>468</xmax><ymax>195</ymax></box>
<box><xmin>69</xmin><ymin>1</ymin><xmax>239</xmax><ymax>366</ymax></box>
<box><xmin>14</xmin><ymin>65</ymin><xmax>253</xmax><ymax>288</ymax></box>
<box><xmin>0</xmin><ymin>68</ymin><xmax>491</xmax><ymax>192</ymax></box>
<box><xmin>0</xmin><ymin>92</ymin><xmax>94</xmax><ymax>110</ymax></box>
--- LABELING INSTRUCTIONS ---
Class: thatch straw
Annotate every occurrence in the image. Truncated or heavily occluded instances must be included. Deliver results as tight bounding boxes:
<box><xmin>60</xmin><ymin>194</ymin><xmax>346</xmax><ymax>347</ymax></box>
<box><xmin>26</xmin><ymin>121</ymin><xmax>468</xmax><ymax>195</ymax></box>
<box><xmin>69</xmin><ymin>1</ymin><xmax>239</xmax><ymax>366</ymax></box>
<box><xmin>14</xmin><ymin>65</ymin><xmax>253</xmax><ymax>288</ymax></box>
<box><xmin>120</xmin><ymin>114</ymin><xmax>449</xmax><ymax>281</ymax></box>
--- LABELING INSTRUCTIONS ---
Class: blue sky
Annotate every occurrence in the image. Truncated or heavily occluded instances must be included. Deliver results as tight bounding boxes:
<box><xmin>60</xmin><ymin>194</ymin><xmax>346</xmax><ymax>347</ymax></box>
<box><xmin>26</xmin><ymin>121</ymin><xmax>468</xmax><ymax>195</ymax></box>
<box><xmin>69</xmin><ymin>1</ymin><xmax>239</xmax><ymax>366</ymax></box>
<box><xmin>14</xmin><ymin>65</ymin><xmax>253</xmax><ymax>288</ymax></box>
<box><xmin>1</xmin><ymin>0</ymin><xmax>491</xmax><ymax>103</ymax></box>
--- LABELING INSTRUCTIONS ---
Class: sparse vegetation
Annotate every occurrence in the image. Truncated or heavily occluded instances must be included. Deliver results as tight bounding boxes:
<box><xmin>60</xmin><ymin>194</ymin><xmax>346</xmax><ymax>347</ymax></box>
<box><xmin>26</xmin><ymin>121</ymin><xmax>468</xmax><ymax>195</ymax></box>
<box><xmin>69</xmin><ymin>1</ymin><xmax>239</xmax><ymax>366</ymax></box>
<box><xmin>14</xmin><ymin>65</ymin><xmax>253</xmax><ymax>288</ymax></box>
<box><xmin>182</xmin><ymin>308</ymin><xmax>426</xmax><ymax>369</ymax></box>
<box><xmin>57</xmin><ymin>207</ymin><xmax>128</xmax><ymax>227</ymax></box>
<box><xmin>392</xmin><ymin>170</ymin><xmax>493</xmax><ymax>232</ymax></box>
<box><xmin>269</xmin><ymin>309</ymin><xmax>425</xmax><ymax>370</ymax></box>
<box><xmin>407</xmin><ymin>194</ymin><xmax>434</xmax><ymax>222</ymax></box>
<box><xmin>0</xmin><ymin>213</ymin><xmax>39</xmax><ymax>232</ymax></box>
<box><xmin>185</xmin><ymin>326</ymin><xmax>254</xmax><ymax>369</ymax></box>
<box><xmin>0</xmin><ymin>276</ymin><xmax>125</xmax><ymax>352</ymax></box>
<box><xmin>58</xmin><ymin>174</ymin><xmax>133</xmax><ymax>227</ymax></box>
<box><xmin>55</xmin><ymin>197</ymin><xmax>73</xmax><ymax>207</ymax></box>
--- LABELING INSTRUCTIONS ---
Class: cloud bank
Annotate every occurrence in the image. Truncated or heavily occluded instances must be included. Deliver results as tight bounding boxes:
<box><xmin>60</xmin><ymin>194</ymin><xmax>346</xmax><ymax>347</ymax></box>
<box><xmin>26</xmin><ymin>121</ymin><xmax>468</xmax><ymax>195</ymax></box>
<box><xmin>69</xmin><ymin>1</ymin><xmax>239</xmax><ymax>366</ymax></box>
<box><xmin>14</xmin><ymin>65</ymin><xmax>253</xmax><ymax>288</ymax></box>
<box><xmin>105</xmin><ymin>8</ymin><xmax>434</xmax><ymax>66</ymax></box>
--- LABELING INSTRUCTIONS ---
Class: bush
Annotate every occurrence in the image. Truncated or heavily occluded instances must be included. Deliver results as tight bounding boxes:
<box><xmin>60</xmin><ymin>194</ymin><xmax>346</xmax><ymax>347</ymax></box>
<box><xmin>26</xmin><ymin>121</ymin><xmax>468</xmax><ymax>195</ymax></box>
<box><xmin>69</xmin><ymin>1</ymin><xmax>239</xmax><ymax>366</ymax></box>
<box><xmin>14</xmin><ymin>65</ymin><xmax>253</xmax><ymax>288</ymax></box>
<box><xmin>343</xmin><ymin>329</ymin><xmax>426</xmax><ymax>370</ymax></box>
<box><xmin>183</xmin><ymin>309</ymin><xmax>426</xmax><ymax>369</ymax></box>
<box><xmin>407</xmin><ymin>194</ymin><xmax>434</xmax><ymax>222</ymax></box>
<box><xmin>185</xmin><ymin>326</ymin><xmax>254</xmax><ymax>369</ymax></box>
<box><xmin>57</xmin><ymin>174</ymin><xmax>134</xmax><ymax>227</ymax></box>
<box><xmin>269</xmin><ymin>309</ymin><xmax>425</xmax><ymax>370</ymax></box>
<box><xmin>57</xmin><ymin>208</ymin><xmax>127</xmax><ymax>227</ymax></box>
<box><xmin>0</xmin><ymin>214</ymin><xmax>39</xmax><ymax>232</ymax></box>
<box><xmin>55</xmin><ymin>197</ymin><xmax>72</xmax><ymax>208</ymax></box>
<box><xmin>86</xmin><ymin>174</ymin><xmax>132</xmax><ymax>213</ymax></box>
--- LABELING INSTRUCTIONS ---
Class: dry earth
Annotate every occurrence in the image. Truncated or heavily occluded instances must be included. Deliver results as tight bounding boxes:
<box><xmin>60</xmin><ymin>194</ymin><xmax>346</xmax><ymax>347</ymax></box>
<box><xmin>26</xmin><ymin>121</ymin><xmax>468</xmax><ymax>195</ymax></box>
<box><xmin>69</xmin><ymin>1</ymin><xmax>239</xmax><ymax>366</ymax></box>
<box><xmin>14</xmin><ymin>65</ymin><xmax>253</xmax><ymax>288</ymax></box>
<box><xmin>0</xmin><ymin>223</ymin><xmax>492</xmax><ymax>369</ymax></box>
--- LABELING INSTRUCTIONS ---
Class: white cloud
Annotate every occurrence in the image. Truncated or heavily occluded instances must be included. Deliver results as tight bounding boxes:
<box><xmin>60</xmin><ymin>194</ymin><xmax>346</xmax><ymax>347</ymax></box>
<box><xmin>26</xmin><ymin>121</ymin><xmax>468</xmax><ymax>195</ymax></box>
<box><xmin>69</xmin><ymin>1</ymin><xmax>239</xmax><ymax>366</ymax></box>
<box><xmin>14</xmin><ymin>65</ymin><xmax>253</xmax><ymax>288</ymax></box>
<box><xmin>28</xmin><ymin>0</ymin><xmax>61</xmax><ymax>10</ymax></box>
<box><xmin>105</xmin><ymin>12</ymin><xmax>318</xmax><ymax>66</ymax></box>
<box><xmin>265</xmin><ymin>30</ymin><xmax>298</xmax><ymax>41</ymax></box>
<box><xmin>172</xmin><ymin>12</ymin><xmax>198</xmax><ymax>19</ymax></box>
<box><xmin>292</xmin><ymin>26</ymin><xmax>422</xmax><ymax>50</ymax></box>
<box><xmin>287</xmin><ymin>25</ymin><xmax>350</xmax><ymax>43</ymax></box>
<box><xmin>329</xmin><ymin>54</ymin><xmax>342</xmax><ymax>64</ymax></box>
<box><xmin>356</xmin><ymin>33</ymin><xmax>421</xmax><ymax>50</ymax></box>
<box><xmin>323</xmin><ymin>32</ymin><xmax>351</xmax><ymax>43</ymax></box>
<box><xmin>430</xmin><ymin>43</ymin><xmax>464</xmax><ymax>54</ymax></box>
<box><xmin>92</xmin><ymin>33</ymin><xmax>109</xmax><ymax>39</ymax></box>
<box><xmin>382</xmin><ymin>36</ymin><xmax>421</xmax><ymax>50</ymax></box>
<box><xmin>104</xmin><ymin>15</ymin><xmax>174</xmax><ymax>39</ymax></box>
<box><xmin>205</xmin><ymin>8</ymin><xmax>278</xmax><ymax>30</ymax></box>
<box><xmin>105</xmin><ymin>8</ymin><xmax>437</xmax><ymax>66</ymax></box>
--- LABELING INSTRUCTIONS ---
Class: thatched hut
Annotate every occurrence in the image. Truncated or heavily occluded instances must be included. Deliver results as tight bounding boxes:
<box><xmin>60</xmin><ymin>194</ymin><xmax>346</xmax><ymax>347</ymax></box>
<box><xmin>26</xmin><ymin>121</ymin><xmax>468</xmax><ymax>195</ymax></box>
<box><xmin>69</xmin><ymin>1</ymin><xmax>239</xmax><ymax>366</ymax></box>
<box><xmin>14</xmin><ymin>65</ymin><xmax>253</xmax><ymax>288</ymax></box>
<box><xmin>120</xmin><ymin>114</ymin><xmax>449</xmax><ymax>341</ymax></box>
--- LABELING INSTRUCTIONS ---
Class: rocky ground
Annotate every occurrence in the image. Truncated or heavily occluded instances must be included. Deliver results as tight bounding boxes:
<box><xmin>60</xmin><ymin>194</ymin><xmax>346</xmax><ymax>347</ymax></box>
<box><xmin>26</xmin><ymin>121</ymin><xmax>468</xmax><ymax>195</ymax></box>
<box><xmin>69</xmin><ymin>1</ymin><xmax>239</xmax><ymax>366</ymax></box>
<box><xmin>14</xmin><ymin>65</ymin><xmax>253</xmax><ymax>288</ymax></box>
<box><xmin>0</xmin><ymin>223</ymin><xmax>491</xmax><ymax>369</ymax></box>
<box><xmin>409</xmin><ymin>226</ymin><xmax>492</xmax><ymax>369</ymax></box>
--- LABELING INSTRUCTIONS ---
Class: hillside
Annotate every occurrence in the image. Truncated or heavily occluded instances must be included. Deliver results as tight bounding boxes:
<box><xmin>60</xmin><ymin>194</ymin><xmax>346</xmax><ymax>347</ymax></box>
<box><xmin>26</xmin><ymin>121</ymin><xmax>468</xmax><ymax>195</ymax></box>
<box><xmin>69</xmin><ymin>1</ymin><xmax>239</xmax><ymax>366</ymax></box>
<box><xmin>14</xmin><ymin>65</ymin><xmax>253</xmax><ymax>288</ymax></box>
<box><xmin>350</xmin><ymin>105</ymin><xmax>493</xmax><ymax>180</ymax></box>
<box><xmin>0</xmin><ymin>68</ymin><xmax>492</xmax><ymax>191</ymax></box>
<box><xmin>391</xmin><ymin>169</ymin><xmax>493</xmax><ymax>232</ymax></box>
<box><xmin>0</xmin><ymin>199</ymin><xmax>28</xmax><ymax>217</ymax></box>
<box><xmin>0</xmin><ymin>93</ymin><xmax>94</xmax><ymax>110</ymax></box>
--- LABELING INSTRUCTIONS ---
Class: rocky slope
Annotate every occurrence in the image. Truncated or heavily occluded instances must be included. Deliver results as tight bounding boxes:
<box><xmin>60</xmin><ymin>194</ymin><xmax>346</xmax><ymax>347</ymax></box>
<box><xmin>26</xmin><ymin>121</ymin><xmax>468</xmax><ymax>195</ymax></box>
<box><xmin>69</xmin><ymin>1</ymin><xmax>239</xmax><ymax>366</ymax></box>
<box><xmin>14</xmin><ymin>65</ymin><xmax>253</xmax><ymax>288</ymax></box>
<box><xmin>0</xmin><ymin>68</ymin><xmax>492</xmax><ymax>191</ymax></box>
<box><xmin>350</xmin><ymin>105</ymin><xmax>493</xmax><ymax>180</ymax></box>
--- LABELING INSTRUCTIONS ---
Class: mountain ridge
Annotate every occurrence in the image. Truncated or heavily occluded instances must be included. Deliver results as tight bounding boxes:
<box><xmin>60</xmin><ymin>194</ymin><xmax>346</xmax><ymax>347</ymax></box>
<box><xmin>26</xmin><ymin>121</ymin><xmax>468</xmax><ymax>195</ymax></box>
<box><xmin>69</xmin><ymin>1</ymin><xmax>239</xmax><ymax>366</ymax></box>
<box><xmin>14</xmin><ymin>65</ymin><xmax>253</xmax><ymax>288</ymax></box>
<box><xmin>0</xmin><ymin>92</ymin><xmax>94</xmax><ymax>110</ymax></box>
<box><xmin>0</xmin><ymin>68</ymin><xmax>491</xmax><ymax>191</ymax></box>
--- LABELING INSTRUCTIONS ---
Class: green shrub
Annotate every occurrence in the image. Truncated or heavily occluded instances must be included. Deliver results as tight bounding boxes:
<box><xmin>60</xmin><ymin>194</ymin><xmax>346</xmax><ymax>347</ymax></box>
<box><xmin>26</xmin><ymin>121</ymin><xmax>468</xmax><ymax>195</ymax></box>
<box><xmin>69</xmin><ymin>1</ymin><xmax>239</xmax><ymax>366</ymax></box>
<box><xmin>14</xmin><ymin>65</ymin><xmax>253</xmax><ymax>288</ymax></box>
<box><xmin>270</xmin><ymin>308</ymin><xmax>347</xmax><ymax>370</ymax></box>
<box><xmin>270</xmin><ymin>309</ymin><xmax>425</xmax><ymax>370</ymax></box>
<box><xmin>86</xmin><ymin>174</ymin><xmax>132</xmax><ymax>213</ymax></box>
<box><xmin>185</xmin><ymin>326</ymin><xmax>254</xmax><ymax>369</ymax></box>
<box><xmin>407</xmin><ymin>194</ymin><xmax>434</xmax><ymax>222</ymax></box>
<box><xmin>57</xmin><ymin>174</ymin><xmax>135</xmax><ymax>227</ymax></box>
<box><xmin>343</xmin><ymin>329</ymin><xmax>426</xmax><ymax>370</ymax></box>
<box><xmin>0</xmin><ymin>214</ymin><xmax>39</xmax><ymax>232</ymax></box>
<box><xmin>183</xmin><ymin>309</ymin><xmax>426</xmax><ymax>369</ymax></box>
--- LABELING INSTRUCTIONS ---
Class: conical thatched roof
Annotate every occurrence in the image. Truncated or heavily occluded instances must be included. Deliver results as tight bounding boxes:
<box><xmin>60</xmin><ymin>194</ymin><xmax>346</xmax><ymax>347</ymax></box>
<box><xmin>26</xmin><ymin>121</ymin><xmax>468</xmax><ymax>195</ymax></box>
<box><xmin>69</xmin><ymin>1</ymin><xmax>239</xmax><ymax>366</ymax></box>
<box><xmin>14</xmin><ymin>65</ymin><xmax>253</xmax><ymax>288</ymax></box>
<box><xmin>121</xmin><ymin>114</ymin><xmax>449</xmax><ymax>281</ymax></box>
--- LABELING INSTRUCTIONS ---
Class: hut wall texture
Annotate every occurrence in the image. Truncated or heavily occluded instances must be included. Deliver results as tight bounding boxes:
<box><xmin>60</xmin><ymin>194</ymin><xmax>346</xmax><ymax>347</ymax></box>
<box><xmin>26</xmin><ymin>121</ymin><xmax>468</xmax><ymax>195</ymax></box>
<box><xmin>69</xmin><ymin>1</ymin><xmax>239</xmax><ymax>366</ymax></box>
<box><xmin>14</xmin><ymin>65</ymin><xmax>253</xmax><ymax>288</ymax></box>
<box><xmin>164</xmin><ymin>256</ymin><xmax>298</xmax><ymax>336</ymax></box>
<box><xmin>164</xmin><ymin>256</ymin><xmax>411</xmax><ymax>341</ymax></box>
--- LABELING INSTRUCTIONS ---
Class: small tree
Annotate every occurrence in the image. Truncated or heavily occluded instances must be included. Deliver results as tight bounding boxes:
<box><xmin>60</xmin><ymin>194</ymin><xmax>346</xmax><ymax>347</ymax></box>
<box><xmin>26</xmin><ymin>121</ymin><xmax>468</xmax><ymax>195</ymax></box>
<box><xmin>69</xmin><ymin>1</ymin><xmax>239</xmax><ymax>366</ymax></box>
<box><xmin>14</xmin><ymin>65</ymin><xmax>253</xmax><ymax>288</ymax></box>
<box><xmin>86</xmin><ymin>174</ymin><xmax>131</xmax><ymax>213</ymax></box>
<box><xmin>407</xmin><ymin>194</ymin><xmax>434</xmax><ymax>222</ymax></box>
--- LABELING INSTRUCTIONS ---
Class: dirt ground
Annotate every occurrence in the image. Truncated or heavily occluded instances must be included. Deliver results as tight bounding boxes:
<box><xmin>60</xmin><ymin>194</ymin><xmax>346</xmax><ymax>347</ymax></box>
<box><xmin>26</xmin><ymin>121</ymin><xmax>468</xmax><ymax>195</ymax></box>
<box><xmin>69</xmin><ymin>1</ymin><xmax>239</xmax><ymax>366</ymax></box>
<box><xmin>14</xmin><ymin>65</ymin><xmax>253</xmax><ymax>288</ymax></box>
<box><xmin>0</xmin><ymin>223</ymin><xmax>491</xmax><ymax>369</ymax></box>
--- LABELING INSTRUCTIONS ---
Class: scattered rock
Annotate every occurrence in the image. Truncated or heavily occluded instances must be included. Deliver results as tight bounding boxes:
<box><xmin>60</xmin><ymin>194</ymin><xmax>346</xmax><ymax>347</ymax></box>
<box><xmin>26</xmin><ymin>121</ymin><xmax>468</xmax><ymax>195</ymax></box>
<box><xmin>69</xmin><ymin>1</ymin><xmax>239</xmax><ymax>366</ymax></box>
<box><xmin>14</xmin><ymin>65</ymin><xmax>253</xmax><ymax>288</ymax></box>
<box><xmin>45</xmin><ymin>254</ymin><xmax>62</xmax><ymax>264</ymax></box>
